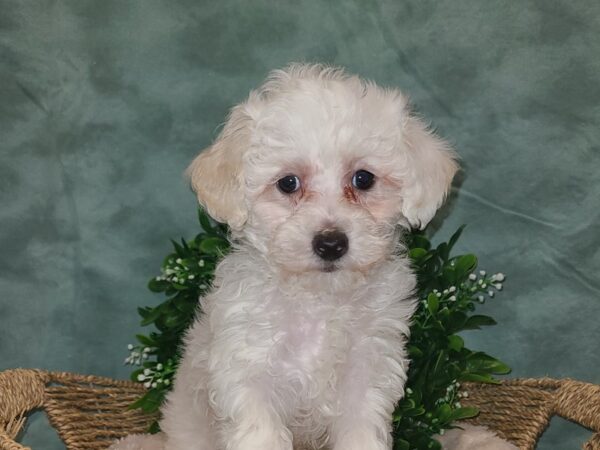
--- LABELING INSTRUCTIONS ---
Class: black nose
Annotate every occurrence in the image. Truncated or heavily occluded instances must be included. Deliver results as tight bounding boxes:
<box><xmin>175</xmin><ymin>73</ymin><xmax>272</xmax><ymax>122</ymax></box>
<box><xmin>312</xmin><ymin>230</ymin><xmax>349</xmax><ymax>261</ymax></box>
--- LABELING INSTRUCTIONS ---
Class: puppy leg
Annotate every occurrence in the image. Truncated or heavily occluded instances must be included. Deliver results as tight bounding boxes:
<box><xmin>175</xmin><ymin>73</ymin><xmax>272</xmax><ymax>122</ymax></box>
<box><xmin>159</xmin><ymin>362</ymin><xmax>217</xmax><ymax>450</ymax></box>
<box><xmin>213</xmin><ymin>379</ymin><xmax>293</xmax><ymax>450</ymax></box>
<box><xmin>329</xmin><ymin>340</ymin><xmax>407</xmax><ymax>450</ymax></box>
<box><xmin>108</xmin><ymin>433</ymin><xmax>166</xmax><ymax>450</ymax></box>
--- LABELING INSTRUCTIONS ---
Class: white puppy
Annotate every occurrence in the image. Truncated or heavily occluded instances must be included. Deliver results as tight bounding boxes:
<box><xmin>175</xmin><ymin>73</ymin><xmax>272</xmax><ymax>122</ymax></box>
<box><xmin>111</xmin><ymin>64</ymin><xmax>458</xmax><ymax>450</ymax></box>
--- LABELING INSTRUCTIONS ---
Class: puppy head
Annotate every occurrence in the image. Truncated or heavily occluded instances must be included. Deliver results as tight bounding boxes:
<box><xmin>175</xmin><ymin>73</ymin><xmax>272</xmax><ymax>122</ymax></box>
<box><xmin>188</xmin><ymin>64</ymin><xmax>458</xmax><ymax>276</ymax></box>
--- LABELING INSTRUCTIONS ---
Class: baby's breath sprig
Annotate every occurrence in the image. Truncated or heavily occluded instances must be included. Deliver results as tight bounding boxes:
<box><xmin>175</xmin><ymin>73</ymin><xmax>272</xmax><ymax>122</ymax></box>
<box><xmin>124</xmin><ymin>344</ymin><xmax>153</xmax><ymax>366</ymax></box>
<box><xmin>135</xmin><ymin>359</ymin><xmax>176</xmax><ymax>389</ymax></box>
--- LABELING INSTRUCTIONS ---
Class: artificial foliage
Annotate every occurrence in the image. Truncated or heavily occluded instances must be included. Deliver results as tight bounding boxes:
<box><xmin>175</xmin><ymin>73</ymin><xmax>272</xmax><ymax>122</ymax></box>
<box><xmin>126</xmin><ymin>210</ymin><xmax>509</xmax><ymax>447</ymax></box>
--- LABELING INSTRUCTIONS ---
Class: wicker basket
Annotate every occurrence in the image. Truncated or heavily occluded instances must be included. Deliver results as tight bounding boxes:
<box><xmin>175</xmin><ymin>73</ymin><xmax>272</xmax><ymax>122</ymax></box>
<box><xmin>1</xmin><ymin>369</ymin><xmax>599</xmax><ymax>449</ymax></box>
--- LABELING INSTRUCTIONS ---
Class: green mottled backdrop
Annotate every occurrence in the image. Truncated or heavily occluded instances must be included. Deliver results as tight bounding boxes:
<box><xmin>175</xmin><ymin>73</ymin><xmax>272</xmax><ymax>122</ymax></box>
<box><xmin>1</xmin><ymin>1</ymin><xmax>599</xmax><ymax>448</ymax></box>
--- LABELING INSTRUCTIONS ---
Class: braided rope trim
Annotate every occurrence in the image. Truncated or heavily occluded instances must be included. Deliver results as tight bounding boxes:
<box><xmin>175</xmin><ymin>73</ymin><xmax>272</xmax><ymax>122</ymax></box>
<box><xmin>1</xmin><ymin>370</ymin><xmax>599</xmax><ymax>450</ymax></box>
<box><xmin>463</xmin><ymin>377</ymin><xmax>600</xmax><ymax>450</ymax></box>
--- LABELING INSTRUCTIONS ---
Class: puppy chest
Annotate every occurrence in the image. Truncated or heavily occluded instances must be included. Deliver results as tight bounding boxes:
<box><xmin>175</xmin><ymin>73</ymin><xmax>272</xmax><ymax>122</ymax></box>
<box><xmin>268</xmin><ymin>305</ymin><xmax>355</xmax><ymax>392</ymax></box>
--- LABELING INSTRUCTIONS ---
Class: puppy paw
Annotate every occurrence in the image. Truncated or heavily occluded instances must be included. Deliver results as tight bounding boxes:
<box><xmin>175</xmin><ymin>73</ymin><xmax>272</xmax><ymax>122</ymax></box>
<box><xmin>108</xmin><ymin>433</ymin><xmax>166</xmax><ymax>450</ymax></box>
<box><xmin>435</xmin><ymin>424</ymin><xmax>519</xmax><ymax>450</ymax></box>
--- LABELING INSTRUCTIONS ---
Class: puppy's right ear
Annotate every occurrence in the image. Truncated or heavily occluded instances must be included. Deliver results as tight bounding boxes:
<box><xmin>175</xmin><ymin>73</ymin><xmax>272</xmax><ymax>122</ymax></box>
<box><xmin>186</xmin><ymin>106</ymin><xmax>252</xmax><ymax>230</ymax></box>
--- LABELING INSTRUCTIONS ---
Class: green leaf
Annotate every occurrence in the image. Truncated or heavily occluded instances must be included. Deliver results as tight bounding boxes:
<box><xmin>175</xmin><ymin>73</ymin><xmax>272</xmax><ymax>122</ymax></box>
<box><xmin>129</xmin><ymin>389</ymin><xmax>165</xmax><ymax>413</ymax></box>
<box><xmin>148</xmin><ymin>278</ymin><xmax>168</xmax><ymax>293</ymax></box>
<box><xmin>449</xmin><ymin>406</ymin><xmax>479</xmax><ymax>421</ymax></box>
<box><xmin>170</xmin><ymin>239</ymin><xmax>185</xmax><ymax>257</ymax></box>
<box><xmin>148</xmin><ymin>420</ymin><xmax>161</xmax><ymax>434</ymax></box>
<box><xmin>459</xmin><ymin>373</ymin><xmax>500</xmax><ymax>384</ymax></box>
<box><xmin>198</xmin><ymin>208</ymin><xmax>214</xmax><ymax>232</ymax></box>
<box><xmin>140</xmin><ymin>306</ymin><xmax>163</xmax><ymax>326</ymax></box>
<box><xmin>467</xmin><ymin>353</ymin><xmax>511</xmax><ymax>374</ymax></box>
<box><xmin>408</xmin><ymin>345</ymin><xmax>424</xmax><ymax>358</ymax></box>
<box><xmin>136</xmin><ymin>334</ymin><xmax>155</xmax><ymax>347</ymax></box>
<box><xmin>403</xmin><ymin>406</ymin><xmax>426</xmax><ymax>417</ymax></box>
<box><xmin>199</xmin><ymin>237</ymin><xmax>229</xmax><ymax>255</ymax></box>
<box><xmin>437</xmin><ymin>242</ymin><xmax>450</xmax><ymax>262</ymax></box>
<box><xmin>453</xmin><ymin>254</ymin><xmax>478</xmax><ymax>280</ymax></box>
<box><xmin>447</xmin><ymin>225</ymin><xmax>466</xmax><ymax>253</ymax></box>
<box><xmin>427</xmin><ymin>293</ymin><xmax>439</xmax><ymax>315</ymax></box>
<box><xmin>174</xmin><ymin>296</ymin><xmax>197</xmax><ymax>314</ymax></box>
<box><xmin>436</xmin><ymin>404</ymin><xmax>452</xmax><ymax>423</ymax></box>
<box><xmin>409</xmin><ymin>248</ymin><xmax>429</xmax><ymax>262</ymax></box>
<box><xmin>462</xmin><ymin>315</ymin><xmax>497</xmax><ymax>330</ymax></box>
<box><xmin>394</xmin><ymin>439</ymin><xmax>410</xmax><ymax>450</ymax></box>
<box><xmin>447</xmin><ymin>335</ymin><xmax>464</xmax><ymax>352</ymax></box>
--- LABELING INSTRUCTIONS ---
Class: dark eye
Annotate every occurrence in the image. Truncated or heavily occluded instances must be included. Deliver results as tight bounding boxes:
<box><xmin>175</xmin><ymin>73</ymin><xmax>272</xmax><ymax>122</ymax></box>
<box><xmin>352</xmin><ymin>170</ymin><xmax>375</xmax><ymax>190</ymax></box>
<box><xmin>277</xmin><ymin>174</ymin><xmax>301</xmax><ymax>194</ymax></box>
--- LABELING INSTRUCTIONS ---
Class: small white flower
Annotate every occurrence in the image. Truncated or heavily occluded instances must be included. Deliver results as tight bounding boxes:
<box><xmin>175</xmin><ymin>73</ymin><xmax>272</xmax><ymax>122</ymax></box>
<box><xmin>478</xmin><ymin>279</ymin><xmax>483</xmax><ymax>285</ymax></box>
<box><xmin>440</xmin><ymin>429</ymin><xmax>445</xmax><ymax>435</ymax></box>
<box><xmin>488</xmin><ymin>290</ymin><xmax>495</xmax><ymax>297</ymax></box>
<box><xmin>481</xmin><ymin>283</ymin><xmax>487</xmax><ymax>289</ymax></box>
<box><xmin>142</xmin><ymin>353</ymin><xmax>149</xmax><ymax>359</ymax></box>
<box><xmin>494</xmin><ymin>283</ymin><xmax>503</xmax><ymax>290</ymax></box>
<box><xmin>495</xmin><ymin>273</ymin><xmax>505</xmax><ymax>282</ymax></box>
<box><xmin>127</xmin><ymin>344</ymin><xmax>134</xmax><ymax>350</ymax></box>
<box><xmin>200</xmin><ymin>284</ymin><xmax>207</xmax><ymax>290</ymax></box>
<box><xmin>478</xmin><ymin>295</ymin><xmax>484</xmax><ymax>302</ymax></box>
<box><xmin>455</xmin><ymin>402</ymin><xmax>462</xmax><ymax>408</ymax></box>
<box><xmin>436</xmin><ymin>292</ymin><xmax>442</xmax><ymax>298</ymax></box>
<box><xmin>143</xmin><ymin>347</ymin><xmax>151</xmax><ymax>353</ymax></box>
<box><xmin>124</xmin><ymin>357</ymin><xmax>131</xmax><ymax>365</ymax></box>
<box><xmin>462</xmin><ymin>391</ymin><xmax>469</xmax><ymax>398</ymax></box>
<box><xmin>151</xmin><ymin>382</ymin><xmax>157</xmax><ymax>388</ymax></box>
<box><xmin>144</xmin><ymin>381</ymin><xmax>151</xmax><ymax>388</ymax></box>
<box><xmin>479</xmin><ymin>270</ymin><xmax>486</xmax><ymax>276</ymax></box>
<box><xmin>164</xmin><ymin>379</ymin><xmax>170</xmax><ymax>386</ymax></box>
<box><xmin>449</xmin><ymin>286</ymin><xmax>456</xmax><ymax>293</ymax></box>
<box><xmin>143</xmin><ymin>368</ymin><xmax>151</xmax><ymax>375</ymax></box>
<box><xmin>449</xmin><ymin>295</ymin><xmax>456</xmax><ymax>301</ymax></box>
<box><xmin>137</xmin><ymin>374</ymin><xmax>146</xmax><ymax>382</ymax></box>
<box><xmin>406</xmin><ymin>387</ymin><xmax>413</xmax><ymax>394</ymax></box>
<box><xmin>165</xmin><ymin>269</ymin><xmax>174</xmax><ymax>275</ymax></box>
<box><xmin>156</xmin><ymin>363</ymin><xmax>163</xmax><ymax>371</ymax></box>
<box><xmin>198</xmin><ymin>260</ymin><xmax>205</xmax><ymax>267</ymax></box>
<box><xmin>155</xmin><ymin>276</ymin><xmax>161</xmax><ymax>281</ymax></box>
<box><xmin>443</xmin><ymin>289</ymin><xmax>449</xmax><ymax>295</ymax></box>
<box><xmin>176</xmin><ymin>258</ymin><xmax>182</xmax><ymax>264</ymax></box>
<box><xmin>188</xmin><ymin>274</ymin><xmax>195</xmax><ymax>280</ymax></box>
<box><xmin>468</xmin><ymin>273</ymin><xmax>477</xmax><ymax>281</ymax></box>
<box><xmin>433</xmin><ymin>289</ymin><xmax>438</xmax><ymax>294</ymax></box>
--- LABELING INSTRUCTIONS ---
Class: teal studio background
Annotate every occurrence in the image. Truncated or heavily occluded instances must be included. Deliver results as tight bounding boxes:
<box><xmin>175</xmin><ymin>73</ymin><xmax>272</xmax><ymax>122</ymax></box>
<box><xmin>1</xmin><ymin>1</ymin><xmax>599</xmax><ymax>448</ymax></box>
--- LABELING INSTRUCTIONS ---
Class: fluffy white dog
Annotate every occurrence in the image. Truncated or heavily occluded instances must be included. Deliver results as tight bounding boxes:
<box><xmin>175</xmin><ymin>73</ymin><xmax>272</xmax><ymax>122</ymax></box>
<box><xmin>111</xmin><ymin>63</ymin><xmax>462</xmax><ymax>450</ymax></box>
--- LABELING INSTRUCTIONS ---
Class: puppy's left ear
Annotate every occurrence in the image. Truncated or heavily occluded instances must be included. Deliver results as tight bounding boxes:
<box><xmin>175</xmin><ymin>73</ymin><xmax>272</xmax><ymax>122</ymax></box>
<box><xmin>186</xmin><ymin>105</ymin><xmax>252</xmax><ymax>230</ymax></box>
<box><xmin>401</xmin><ymin>116</ymin><xmax>459</xmax><ymax>230</ymax></box>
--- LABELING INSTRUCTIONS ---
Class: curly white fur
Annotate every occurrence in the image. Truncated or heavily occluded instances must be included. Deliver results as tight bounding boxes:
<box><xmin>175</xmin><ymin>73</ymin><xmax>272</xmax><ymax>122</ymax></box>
<box><xmin>110</xmin><ymin>64</ymin><xmax>459</xmax><ymax>450</ymax></box>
